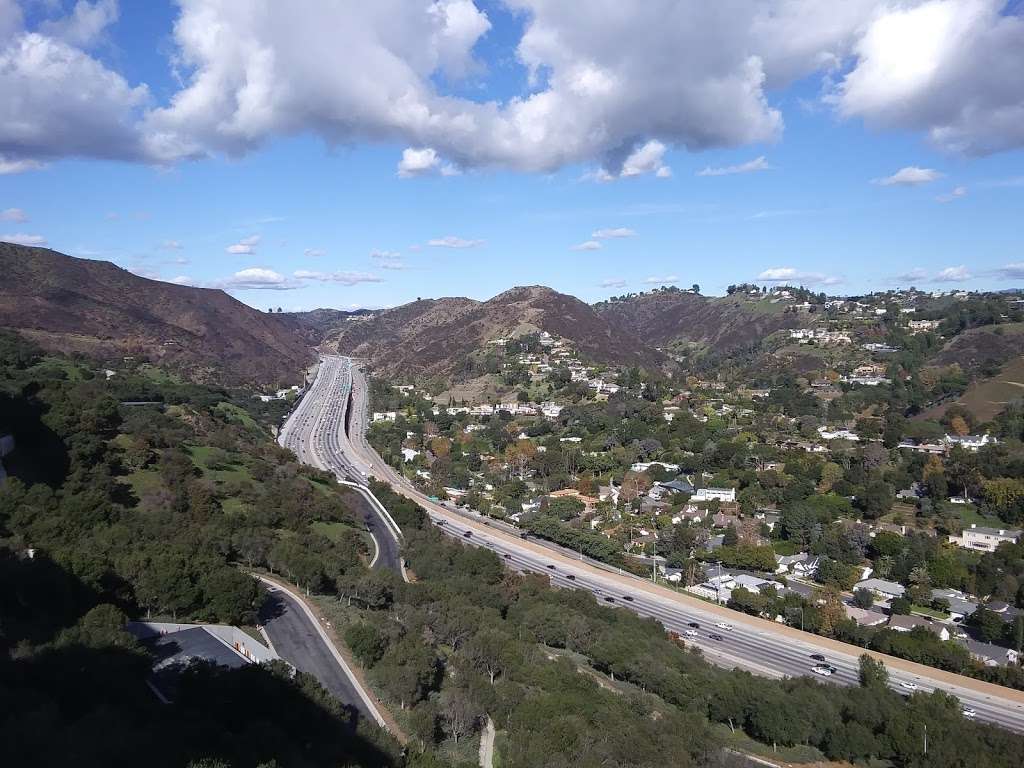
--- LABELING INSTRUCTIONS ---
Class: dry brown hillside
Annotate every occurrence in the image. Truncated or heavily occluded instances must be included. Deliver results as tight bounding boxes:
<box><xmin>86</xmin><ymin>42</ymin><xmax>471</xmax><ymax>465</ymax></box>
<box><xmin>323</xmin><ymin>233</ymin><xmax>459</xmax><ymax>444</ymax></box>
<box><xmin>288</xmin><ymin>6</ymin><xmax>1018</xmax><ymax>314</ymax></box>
<box><xmin>325</xmin><ymin>286</ymin><xmax>665</xmax><ymax>378</ymax></box>
<box><xmin>594</xmin><ymin>289</ymin><xmax>800</xmax><ymax>353</ymax></box>
<box><xmin>0</xmin><ymin>243</ymin><xmax>312</xmax><ymax>387</ymax></box>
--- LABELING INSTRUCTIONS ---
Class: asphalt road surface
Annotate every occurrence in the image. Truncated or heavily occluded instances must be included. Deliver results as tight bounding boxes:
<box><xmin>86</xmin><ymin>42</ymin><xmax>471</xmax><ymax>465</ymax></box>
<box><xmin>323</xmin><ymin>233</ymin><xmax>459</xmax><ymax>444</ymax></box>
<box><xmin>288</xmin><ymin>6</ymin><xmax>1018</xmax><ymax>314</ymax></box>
<box><xmin>259</xmin><ymin>585</ymin><xmax>372</xmax><ymax>724</ymax></box>
<box><xmin>307</xmin><ymin>355</ymin><xmax>1024</xmax><ymax>734</ymax></box>
<box><xmin>346</xmin><ymin>485</ymin><xmax>401</xmax><ymax>572</ymax></box>
<box><xmin>278</xmin><ymin>356</ymin><xmax>402</xmax><ymax>574</ymax></box>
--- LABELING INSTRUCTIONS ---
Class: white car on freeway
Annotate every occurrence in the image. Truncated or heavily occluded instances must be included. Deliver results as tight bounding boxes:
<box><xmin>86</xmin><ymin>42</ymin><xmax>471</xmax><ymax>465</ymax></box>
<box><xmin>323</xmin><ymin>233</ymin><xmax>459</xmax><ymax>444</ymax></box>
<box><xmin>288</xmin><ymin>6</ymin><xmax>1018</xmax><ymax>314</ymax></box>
<box><xmin>899</xmin><ymin>681</ymin><xmax>918</xmax><ymax>691</ymax></box>
<box><xmin>811</xmin><ymin>664</ymin><xmax>837</xmax><ymax>677</ymax></box>
<box><xmin>715</xmin><ymin>622</ymin><xmax>734</xmax><ymax>631</ymax></box>
<box><xmin>683</xmin><ymin>629</ymin><xmax>698</xmax><ymax>637</ymax></box>
<box><xmin>962</xmin><ymin>707</ymin><xmax>978</xmax><ymax>718</ymax></box>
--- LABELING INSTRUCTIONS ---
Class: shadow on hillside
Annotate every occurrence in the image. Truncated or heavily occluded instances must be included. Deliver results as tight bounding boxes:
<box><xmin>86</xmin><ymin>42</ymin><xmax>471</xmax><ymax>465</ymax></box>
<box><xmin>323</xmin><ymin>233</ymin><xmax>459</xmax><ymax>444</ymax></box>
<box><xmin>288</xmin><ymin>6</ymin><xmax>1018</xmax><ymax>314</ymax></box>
<box><xmin>0</xmin><ymin>552</ymin><xmax>400</xmax><ymax>768</ymax></box>
<box><xmin>0</xmin><ymin>391</ymin><xmax>70</xmax><ymax>486</ymax></box>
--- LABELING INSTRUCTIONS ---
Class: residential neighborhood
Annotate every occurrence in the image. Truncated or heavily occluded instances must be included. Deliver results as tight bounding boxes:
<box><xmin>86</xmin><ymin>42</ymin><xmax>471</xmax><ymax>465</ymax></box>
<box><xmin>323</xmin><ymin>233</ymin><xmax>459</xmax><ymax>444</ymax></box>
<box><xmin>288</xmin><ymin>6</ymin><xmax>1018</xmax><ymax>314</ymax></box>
<box><xmin>366</xmin><ymin>288</ymin><xmax>1024</xmax><ymax>683</ymax></box>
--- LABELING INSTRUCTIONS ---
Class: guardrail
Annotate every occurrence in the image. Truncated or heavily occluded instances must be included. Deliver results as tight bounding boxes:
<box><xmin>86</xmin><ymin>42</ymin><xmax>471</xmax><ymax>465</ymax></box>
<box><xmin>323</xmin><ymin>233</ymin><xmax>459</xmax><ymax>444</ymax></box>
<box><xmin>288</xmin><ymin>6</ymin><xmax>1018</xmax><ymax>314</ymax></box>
<box><xmin>338</xmin><ymin>479</ymin><xmax>403</xmax><ymax>542</ymax></box>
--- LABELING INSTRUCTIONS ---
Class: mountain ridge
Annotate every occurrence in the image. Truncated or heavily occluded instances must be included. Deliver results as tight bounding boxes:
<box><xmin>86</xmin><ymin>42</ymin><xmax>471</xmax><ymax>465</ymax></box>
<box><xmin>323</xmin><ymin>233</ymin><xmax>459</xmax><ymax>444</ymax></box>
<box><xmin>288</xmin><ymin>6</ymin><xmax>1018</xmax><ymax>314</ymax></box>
<box><xmin>320</xmin><ymin>285</ymin><xmax>665</xmax><ymax>378</ymax></box>
<box><xmin>0</xmin><ymin>243</ymin><xmax>312</xmax><ymax>387</ymax></box>
<box><xmin>593</xmin><ymin>288</ymin><xmax>802</xmax><ymax>354</ymax></box>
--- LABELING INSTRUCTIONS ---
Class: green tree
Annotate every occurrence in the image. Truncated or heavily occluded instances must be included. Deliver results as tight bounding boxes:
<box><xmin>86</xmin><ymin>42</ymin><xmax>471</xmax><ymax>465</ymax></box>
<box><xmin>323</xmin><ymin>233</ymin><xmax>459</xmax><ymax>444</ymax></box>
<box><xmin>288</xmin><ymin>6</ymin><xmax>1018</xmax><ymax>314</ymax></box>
<box><xmin>722</xmin><ymin>523</ymin><xmax>739</xmax><ymax>547</ymax></box>
<box><xmin>858</xmin><ymin>653</ymin><xmax>889</xmax><ymax>689</ymax></box>
<box><xmin>852</xmin><ymin>587</ymin><xmax>875</xmax><ymax>609</ymax></box>
<box><xmin>890</xmin><ymin>597</ymin><xmax>912</xmax><ymax>615</ymax></box>
<box><xmin>345</xmin><ymin>622</ymin><xmax>388</xmax><ymax>668</ymax></box>
<box><xmin>969</xmin><ymin>606</ymin><xmax>1006</xmax><ymax>643</ymax></box>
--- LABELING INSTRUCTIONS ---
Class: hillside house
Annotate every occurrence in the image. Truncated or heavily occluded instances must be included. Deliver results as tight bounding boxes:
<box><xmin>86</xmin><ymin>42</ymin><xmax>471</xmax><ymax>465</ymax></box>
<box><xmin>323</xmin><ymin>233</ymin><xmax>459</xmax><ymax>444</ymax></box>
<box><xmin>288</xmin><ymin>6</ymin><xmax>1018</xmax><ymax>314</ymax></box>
<box><xmin>540</xmin><ymin>403</ymin><xmax>563</xmax><ymax>419</ymax></box>
<box><xmin>944</xmin><ymin>433</ymin><xmax>998</xmax><ymax>452</ymax></box>
<box><xmin>897</xmin><ymin>440</ymin><xmax>946</xmax><ymax>455</ymax></box>
<box><xmin>855</xmin><ymin>578</ymin><xmax>906</xmax><ymax>602</ymax></box>
<box><xmin>819</xmin><ymin>426</ymin><xmax>860</xmax><ymax>441</ymax></box>
<box><xmin>948</xmin><ymin>524</ymin><xmax>1023</xmax><ymax>553</ymax></box>
<box><xmin>887</xmin><ymin>615</ymin><xmax>950</xmax><ymax>641</ymax></box>
<box><xmin>631</xmin><ymin>461</ymin><xmax>681</xmax><ymax>474</ymax></box>
<box><xmin>692</xmin><ymin>487</ymin><xmax>736</xmax><ymax>503</ymax></box>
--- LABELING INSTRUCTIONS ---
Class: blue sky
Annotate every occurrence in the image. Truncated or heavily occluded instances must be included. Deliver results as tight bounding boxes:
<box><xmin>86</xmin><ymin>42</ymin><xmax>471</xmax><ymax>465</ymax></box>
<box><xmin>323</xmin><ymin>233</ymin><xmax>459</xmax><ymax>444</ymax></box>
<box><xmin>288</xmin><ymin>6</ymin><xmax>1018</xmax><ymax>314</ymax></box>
<box><xmin>1</xmin><ymin>1</ymin><xmax>1023</xmax><ymax>310</ymax></box>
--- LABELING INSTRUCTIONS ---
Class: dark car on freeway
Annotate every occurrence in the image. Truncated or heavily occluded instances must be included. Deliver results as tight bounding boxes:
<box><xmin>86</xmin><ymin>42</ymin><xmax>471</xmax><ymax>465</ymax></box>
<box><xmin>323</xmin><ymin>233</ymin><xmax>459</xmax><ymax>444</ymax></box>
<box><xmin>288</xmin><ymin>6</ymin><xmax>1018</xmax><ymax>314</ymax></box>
<box><xmin>708</xmin><ymin>633</ymin><xmax>725</xmax><ymax>641</ymax></box>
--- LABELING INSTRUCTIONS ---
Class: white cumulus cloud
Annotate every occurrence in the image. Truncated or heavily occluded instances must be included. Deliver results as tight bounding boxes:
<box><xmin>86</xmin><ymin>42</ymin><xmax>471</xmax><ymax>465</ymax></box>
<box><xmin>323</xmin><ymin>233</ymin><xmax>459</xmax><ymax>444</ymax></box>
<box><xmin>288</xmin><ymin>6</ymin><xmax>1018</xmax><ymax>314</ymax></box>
<box><xmin>936</xmin><ymin>185</ymin><xmax>967</xmax><ymax>202</ymax></box>
<box><xmin>873</xmin><ymin>166</ymin><xmax>944</xmax><ymax>186</ymax></box>
<box><xmin>226</xmin><ymin>234</ymin><xmax>261</xmax><ymax>254</ymax></box>
<box><xmin>2</xmin><ymin>232</ymin><xmax>47</xmax><ymax>246</ymax></box>
<box><xmin>643</xmin><ymin>275</ymin><xmax>679</xmax><ymax>284</ymax></box>
<box><xmin>994</xmin><ymin>263</ymin><xmax>1024</xmax><ymax>279</ymax></box>
<box><xmin>697</xmin><ymin>155</ymin><xmax>771</xmax><ymax>176</ymax></box>
<box><xmin>934</xmin><ymin>265</ymin><xmax>971</xmax><ymax>282</ymax></box>
<box><xmin>2</xmin><ymin>0</ymin><xmax>1021</xmax><ymax>175</ymax></box>
<box><xmin>832</xmin><ymin>0</ymin><xmax>1024</xmax><ymax>156</ymax></box>
<box><xmin>427</xmin><ymin>235</ymin><xmax>483</xmax><ymax>248</ymax></box>
<box><xmin>757</xmin><ymin>266</ymin><xmax>840</xmax><ymax>285</ymax></box>
<box><xmin>591</xmin><ymin>227</ymin><xmax>636</xmax><ymax>239</ymax></box>
<box><xmin>397</xmin><ymin>147</ymin><xmax>459</xmax><ymax>177</ymax></box>
<box><xmin>571</xmin><ymin>240</ymin><xmax>602</xmax><ymax>251</ymax></box>
<box><xmin>293</xmin><ymin>269</ymin><xmax>383</xmax><ymax>285</ymax></box>
<box><xmin>0</xmin><ymin>4</ymin><xmax>149</xmax><ymax>170</ymax></box>
<box><xmin>599</xmin><ymin>278</ymin><xmax>627</xmax><ymax>288</ymax></box>
<box><xmin>0</xmin><ymin>207</ymin><xmax>27</xmax><ymax>222</ymax></box>
<box><xmin>39</xmin><ymin>0</ymin><xmax>119</xmax><ymax>48</ymax></box>
<box><xmin>218</xmin><ymin>267</ymin><xmax>297</xmax><ymax>290</ymax></box>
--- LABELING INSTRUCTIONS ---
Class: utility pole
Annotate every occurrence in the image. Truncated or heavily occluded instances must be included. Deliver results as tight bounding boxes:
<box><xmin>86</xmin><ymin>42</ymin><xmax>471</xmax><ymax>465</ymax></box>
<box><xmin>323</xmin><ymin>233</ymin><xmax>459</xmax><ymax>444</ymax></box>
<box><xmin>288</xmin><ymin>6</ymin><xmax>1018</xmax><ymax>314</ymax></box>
<box><xmin>923</xmin><ymin>723</ymin><xmax>928</xmax><ymax>756</ymax></box>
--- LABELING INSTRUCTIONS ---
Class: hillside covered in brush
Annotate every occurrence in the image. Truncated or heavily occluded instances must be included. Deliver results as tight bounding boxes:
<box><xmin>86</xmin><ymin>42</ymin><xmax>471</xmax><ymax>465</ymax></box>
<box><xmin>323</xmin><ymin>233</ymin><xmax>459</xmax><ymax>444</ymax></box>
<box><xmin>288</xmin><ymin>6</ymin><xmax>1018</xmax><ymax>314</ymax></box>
<box><xmin>320</xmin><ymin>286</ymin><xmax>666</xmax><ymax>378</ymax></box>
<box><xmin>0</xmin><ymin>243</ymin><xmax>312</xmax><ymax>387</ymax></box>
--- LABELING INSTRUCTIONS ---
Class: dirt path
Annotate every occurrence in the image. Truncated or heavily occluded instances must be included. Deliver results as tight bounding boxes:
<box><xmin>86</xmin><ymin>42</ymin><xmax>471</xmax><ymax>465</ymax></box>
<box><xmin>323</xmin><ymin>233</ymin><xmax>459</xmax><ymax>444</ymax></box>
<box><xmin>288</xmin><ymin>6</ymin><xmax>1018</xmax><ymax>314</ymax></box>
<box><xmin>478</xmin><ymin>716</ymin><xmax>495</xmax><ymax>768</ymax></box>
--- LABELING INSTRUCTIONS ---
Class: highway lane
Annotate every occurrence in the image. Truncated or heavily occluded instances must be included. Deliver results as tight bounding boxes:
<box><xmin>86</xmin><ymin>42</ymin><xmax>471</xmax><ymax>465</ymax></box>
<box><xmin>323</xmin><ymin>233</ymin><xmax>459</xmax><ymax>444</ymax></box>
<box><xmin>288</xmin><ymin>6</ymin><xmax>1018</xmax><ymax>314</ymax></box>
<box><xmin>434</xmin><ymin>514</ymin><xmax>1024</xmax><ymax>732</ymax></box>
<box><xmin>307</xmin><ymin>355</ymin><xmax>1024</xmax><ymax>733</ymax></box>
<box><xmin>278</xmin><ymin>357</ymin><xmax>402</xmax><ymax>573</ymax></box>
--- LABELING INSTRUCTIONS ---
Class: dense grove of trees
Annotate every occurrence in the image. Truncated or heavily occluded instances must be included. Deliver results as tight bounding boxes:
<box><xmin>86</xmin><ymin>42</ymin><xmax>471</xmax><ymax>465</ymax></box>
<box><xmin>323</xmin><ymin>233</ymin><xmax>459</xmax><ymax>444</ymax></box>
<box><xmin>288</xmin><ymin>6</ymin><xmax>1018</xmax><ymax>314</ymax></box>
<box><xmin>0</xmin><ymin>332</ymin><xmax>411</xmax><ymax>766</ymax></box>
<box><xmin>346</xmin><ymin>485</ymin><xmax>1024</xmax><ymax>767</ymax></box>
<box><xmin>0</xmin><ymin>341</ymin><xmax>368</xmax><ymax>622</ymax></box>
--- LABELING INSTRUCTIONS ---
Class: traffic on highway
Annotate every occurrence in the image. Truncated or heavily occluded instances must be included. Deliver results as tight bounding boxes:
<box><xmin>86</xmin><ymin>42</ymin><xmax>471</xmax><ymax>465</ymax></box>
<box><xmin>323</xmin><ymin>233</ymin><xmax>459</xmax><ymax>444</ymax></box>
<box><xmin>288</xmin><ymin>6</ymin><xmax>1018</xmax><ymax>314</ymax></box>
<box><xmin>280</xmin><ymin>355</ymin><xmax>1024</xmax><ymax>733</ymax></box>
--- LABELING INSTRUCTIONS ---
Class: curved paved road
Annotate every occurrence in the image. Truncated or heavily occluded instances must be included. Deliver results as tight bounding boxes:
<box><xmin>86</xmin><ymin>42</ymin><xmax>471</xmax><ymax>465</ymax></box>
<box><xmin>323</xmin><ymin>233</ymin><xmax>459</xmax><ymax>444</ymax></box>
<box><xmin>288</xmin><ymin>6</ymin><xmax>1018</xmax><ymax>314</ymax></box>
<box><xmin>259</xmin><ymin>583</ymin><xmax>375</xmax><ymax>724</ymax></box>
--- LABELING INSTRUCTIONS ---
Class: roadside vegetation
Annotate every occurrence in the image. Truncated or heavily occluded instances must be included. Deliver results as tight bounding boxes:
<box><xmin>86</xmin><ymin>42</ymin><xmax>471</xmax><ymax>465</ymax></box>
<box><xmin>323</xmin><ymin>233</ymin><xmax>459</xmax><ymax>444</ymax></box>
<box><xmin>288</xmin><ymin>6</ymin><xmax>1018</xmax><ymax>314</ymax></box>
<box><xmin>320</xmin><ymin>483</ymin><xmax>1024</xmax><ymax>768</ymax></box>
<box><xmin>0</xmin><ymin>331</ymin><xmax>402</xmax><ymax>766</ymax></box>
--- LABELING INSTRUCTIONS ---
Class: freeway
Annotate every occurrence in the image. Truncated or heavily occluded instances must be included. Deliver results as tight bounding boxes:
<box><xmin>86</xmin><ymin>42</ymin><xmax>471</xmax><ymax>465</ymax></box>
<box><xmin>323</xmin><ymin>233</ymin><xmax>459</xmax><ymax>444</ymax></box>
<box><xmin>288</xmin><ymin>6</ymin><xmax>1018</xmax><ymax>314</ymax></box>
<box><xmin>291</xmin><ymin>354</ymin><xmax>1024</xmax><ymax>733</ymax></box>
<box><xmin>278</xmin><ymin>357</ymin><xmax>402</xmax><ymax>573</ymax></box>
